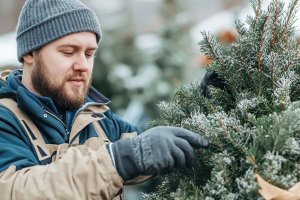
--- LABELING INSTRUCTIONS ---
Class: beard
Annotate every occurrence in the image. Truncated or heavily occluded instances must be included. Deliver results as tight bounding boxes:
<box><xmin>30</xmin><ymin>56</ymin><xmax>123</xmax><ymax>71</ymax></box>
<box><xmin>31</xmin><ymin>53</ymin><xmax>92</xmax><ymax>111</ymax></box>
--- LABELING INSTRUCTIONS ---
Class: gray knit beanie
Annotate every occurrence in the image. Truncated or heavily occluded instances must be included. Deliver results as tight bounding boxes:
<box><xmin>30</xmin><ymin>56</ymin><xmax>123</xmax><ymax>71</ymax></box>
<box><xmin>16</xmin><ymin>0</ymin><xmax>101</xmax><ymax>62</ymax></box>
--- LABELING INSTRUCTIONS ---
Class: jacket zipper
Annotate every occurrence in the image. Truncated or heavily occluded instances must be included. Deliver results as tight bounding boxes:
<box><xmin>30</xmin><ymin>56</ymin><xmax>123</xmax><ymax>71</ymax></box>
<box><xmin>44</xmin><ymin>110</ymin><xmax>68</xmax><ymax>134</ymax></box>
<box><xmin>67</xmin><ymin>102</ymin><xmax>107</xmax><ymax>144</ymax></box>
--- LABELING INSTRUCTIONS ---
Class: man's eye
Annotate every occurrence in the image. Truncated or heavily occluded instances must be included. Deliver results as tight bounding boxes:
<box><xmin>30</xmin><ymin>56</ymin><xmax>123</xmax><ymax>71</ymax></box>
<box><xmin>62</xmin><ymin>51</ymin><xmax>73</xmax><ymax>55</ymax></box>
<box><xmin>85</xmin><ymin>53</ymin><xmax>95</xmax><ymax>58</ymax></box>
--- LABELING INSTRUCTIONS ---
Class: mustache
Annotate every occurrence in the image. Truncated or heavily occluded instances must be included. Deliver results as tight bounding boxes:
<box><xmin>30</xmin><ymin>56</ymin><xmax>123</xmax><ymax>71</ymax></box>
<box><xmin>66</xmin><ymin>73</ymin><xmax>87</xmax><ymax>81</ymax></box>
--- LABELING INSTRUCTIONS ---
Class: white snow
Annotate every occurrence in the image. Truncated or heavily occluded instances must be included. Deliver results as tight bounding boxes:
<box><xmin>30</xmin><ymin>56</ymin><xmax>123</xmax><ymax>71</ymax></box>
<box><xmin>0</xmin><ymin>31</ymin><xmax>19</xmax><ymax>67</ymax></box>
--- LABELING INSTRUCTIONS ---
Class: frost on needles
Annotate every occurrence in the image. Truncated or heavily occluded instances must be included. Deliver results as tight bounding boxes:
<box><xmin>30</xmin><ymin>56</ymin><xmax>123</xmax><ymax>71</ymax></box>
<box><xmin>145</xmin><ymin>0</ymin><xmax>300</xmax><ymax>199</ymax></box>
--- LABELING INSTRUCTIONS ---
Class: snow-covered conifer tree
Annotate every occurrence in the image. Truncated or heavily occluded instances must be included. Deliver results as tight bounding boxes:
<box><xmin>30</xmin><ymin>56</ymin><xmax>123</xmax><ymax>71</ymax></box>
<box><xmin>146</xmin><ymin>0</ymin><xmax>300</xmax><ymax>199</ymax></box>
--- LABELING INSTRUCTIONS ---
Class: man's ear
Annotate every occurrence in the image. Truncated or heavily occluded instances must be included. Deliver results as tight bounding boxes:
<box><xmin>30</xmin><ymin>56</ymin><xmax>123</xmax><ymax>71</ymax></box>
<box><xmin>22</xmin><ymin>52</ymin><xmax>34</xmax><ymax>65</ymax></box>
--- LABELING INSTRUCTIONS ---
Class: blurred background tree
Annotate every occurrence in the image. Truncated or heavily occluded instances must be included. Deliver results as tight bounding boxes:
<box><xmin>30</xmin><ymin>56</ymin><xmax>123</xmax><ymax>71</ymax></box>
<box><xmin>92</xmin><ymin>0</ymin><xmax>197</xmax><ymax>128</ymax></box>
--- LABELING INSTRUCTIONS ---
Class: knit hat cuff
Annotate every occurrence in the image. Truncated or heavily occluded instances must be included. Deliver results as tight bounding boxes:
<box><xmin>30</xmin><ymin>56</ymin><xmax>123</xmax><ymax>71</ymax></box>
<box><xmin>17</xmin><ymin>9</ymin><xmax>101</xmax><ymax>62</ymax></box>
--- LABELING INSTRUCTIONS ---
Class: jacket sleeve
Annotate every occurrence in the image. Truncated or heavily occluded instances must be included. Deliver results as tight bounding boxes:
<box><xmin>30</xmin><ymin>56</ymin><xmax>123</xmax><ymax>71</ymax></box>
<box><xmin>0</xmin><ymin>109</ymin><xmax>123</xmax><ymax>200</ymax></box>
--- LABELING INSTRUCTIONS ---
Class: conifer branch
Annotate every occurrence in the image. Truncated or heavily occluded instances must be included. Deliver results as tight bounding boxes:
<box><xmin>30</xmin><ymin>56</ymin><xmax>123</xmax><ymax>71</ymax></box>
<box><xmin>280</xmin><ymin>0</ymin><xmax>299</xmax><ymax>44</ymax></box>
<box><xmin>271</xmin><ymin>57</ymin><xmax>276</xmax><ymax>100</ymax></box>
<box><xmin>257</xmin><ymin>45</ymin><xmax>262</xmax><ymax>73</ymax></box>
<box><xmin>252</xmin><ymin>0</ymin><xmax>262</xmax><ymax>28</ymax></box>
<box><xmin>200</xmin><ymin>32</ymin><xmax>225</xmax><ymax>68</ymax></box>
<box><xmin>257</xmin><ymin>16</ymin><xmax>268</xmax><ymax>73</ymax></box>
<box><xmin>286</xmin><ymin>58</ymin><xmax>292</xmax><ymax>71</ymax></box>
<box><xmin>269</xmin><ymin>0</ymin><xmax>279</xmax><ymax>51</ymax></box>
<box><xmin>258</xmin><ymin>16</ymin><xmax>268</xmax><ymax>95</ymax></box>
<box><xmin>220</xmin><ymin>118</ymin><xmax>228</xmax><ymax>135</ymax></box>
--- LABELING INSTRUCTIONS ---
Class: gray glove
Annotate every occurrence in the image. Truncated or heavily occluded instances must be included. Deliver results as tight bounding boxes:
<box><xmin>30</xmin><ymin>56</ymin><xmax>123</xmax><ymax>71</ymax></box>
<box><xmin>110</xmin><ymin>126</ymin><xmax>209</xmax><ymax>181</ymax></box>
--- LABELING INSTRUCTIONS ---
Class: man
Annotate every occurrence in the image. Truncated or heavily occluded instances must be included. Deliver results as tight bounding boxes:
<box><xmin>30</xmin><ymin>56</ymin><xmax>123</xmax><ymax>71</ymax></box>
<box><xmin>0</xmin><ymin>0</ymin><xmax>208</xmax><ymax>199</ymax></box>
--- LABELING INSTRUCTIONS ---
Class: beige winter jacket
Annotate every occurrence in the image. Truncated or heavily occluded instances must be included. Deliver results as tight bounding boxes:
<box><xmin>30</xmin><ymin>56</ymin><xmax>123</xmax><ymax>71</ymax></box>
<box><xmin>0</xmin><ymin>100</ymin><xmax>136</xmax><ymax>200</ymax></box>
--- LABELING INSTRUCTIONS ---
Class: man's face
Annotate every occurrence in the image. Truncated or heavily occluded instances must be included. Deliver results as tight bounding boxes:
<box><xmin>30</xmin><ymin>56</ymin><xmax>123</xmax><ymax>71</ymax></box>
<box><xmin>30</xmin><ymin>32</ymin><xmax>98</xmax><ymax>110</ymax></box>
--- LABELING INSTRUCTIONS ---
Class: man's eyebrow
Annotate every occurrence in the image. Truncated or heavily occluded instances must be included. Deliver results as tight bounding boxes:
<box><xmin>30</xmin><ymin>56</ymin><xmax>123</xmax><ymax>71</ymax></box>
<box><xmin>57</xmin><ymin>44</ymin><xmax>97</xmax><ymax>50</ymax></box>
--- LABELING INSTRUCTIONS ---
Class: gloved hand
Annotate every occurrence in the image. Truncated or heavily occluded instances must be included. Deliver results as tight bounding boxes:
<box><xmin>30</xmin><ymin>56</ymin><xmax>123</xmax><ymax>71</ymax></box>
<box><xmin>200</xmin><ymin>70</ymin><xmax>228</xmax><ymax>98</ymax></box>
<box><xmin>109</xmin><ymin>126</ymin><xmax>209</xmax><ymax>181</ymax></box>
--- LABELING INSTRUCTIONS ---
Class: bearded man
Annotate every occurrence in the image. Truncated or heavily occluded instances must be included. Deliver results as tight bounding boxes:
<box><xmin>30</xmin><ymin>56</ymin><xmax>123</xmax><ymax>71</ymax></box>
<box><xmin>0</xmin><ymin>0</ymin><xmax>209</xmax><ymax>199</ymax></box>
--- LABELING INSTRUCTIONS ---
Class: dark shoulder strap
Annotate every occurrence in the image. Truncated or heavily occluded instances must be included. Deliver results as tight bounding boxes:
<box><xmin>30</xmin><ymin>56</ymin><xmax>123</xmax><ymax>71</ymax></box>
<box><xmin>0</xmin><ymin>98</ymin><xmax>51</xmax><ymax>162</ymax></box>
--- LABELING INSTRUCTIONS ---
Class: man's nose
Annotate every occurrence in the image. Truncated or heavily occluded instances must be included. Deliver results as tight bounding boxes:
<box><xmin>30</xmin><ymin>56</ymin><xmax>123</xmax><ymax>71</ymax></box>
<box><xmin>73</xmin><ymin>53</ymin><xmax>90</xmax><ymax>71</ymax></box>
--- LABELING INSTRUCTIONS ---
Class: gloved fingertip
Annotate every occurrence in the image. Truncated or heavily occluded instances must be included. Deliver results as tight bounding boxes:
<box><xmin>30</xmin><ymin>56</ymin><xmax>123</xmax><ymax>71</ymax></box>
<box><xmin>199</xmin><ymin>137</ymin><xmax>209</xmax><ymax>148</ymax></box>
